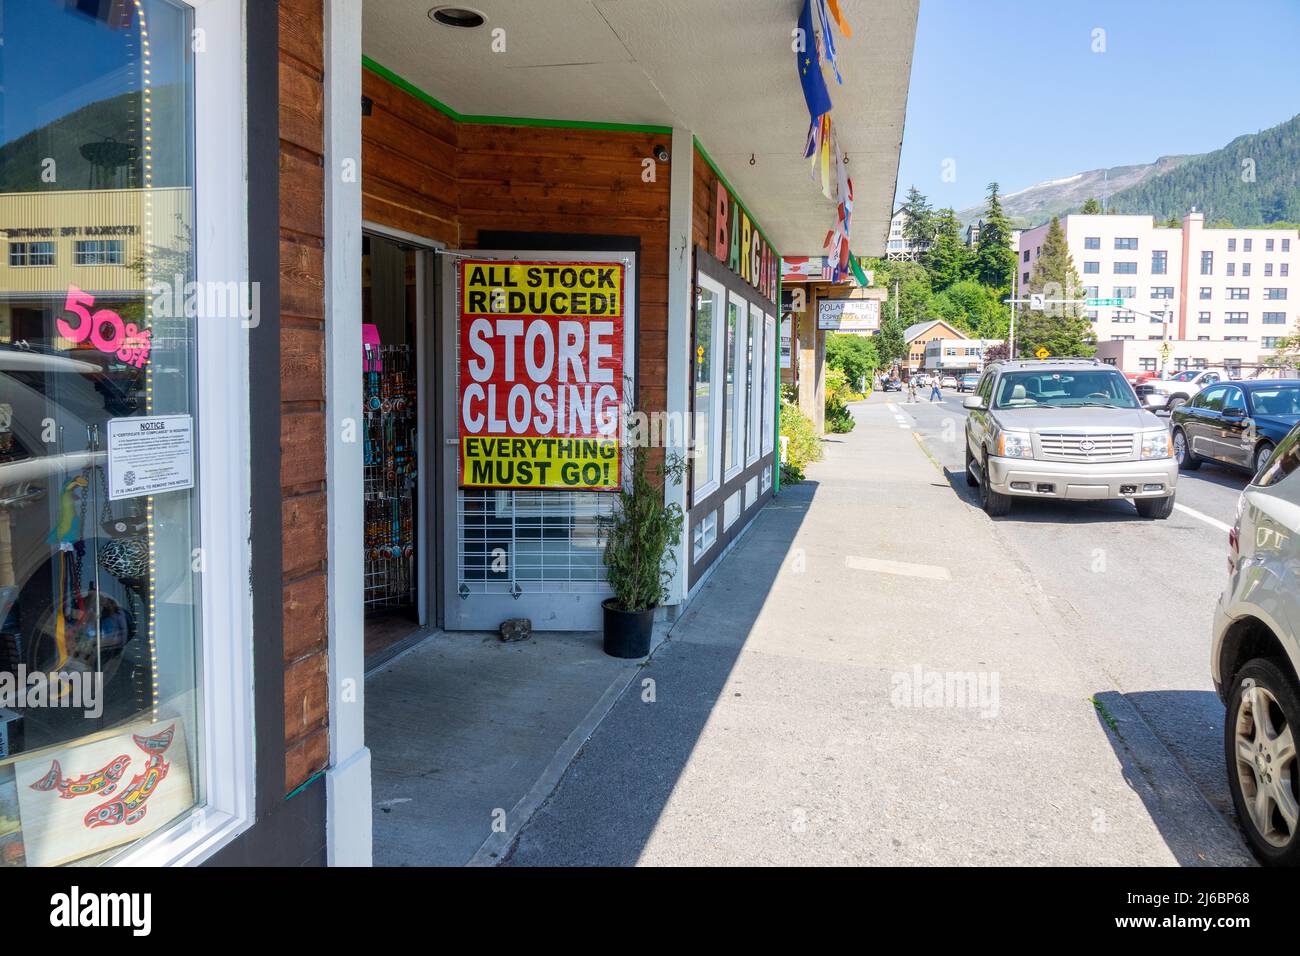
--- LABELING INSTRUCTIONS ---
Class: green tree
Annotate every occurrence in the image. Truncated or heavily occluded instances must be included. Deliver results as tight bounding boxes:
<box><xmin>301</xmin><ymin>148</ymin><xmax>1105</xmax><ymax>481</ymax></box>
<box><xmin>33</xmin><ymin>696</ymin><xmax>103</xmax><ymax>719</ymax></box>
<box><xmin>931</xmin><ymin>279</ymin><xmax>1010</xmax><ymax>339</ymax></box>
<box><xmin>826</xmin><ymin>332</ymin><xmax>879</xmax><ymax>389</ymax></box>
<box><xmin>1080</xmin><ymin>197</ymin><xmax>1103</xmax><ymax>214</ymax></box>
<box><xmin>975</xmin><ymin>182</ymin><xmax>1016</xmax><ymax>291</ymax></box>
<box><xmin>924</xmin><ymin>207</ymin><xmax>969</xmax><ymax>290</ymax></box>
<box><xmin>1015</xmin><ymin>216</ymin><xmax>1095</xmax><ymax>358</ymax></box>
<box><xmin>900</xmin><ymin>186</ymin><xmax>934</xmax><ymax>252</ymax></box>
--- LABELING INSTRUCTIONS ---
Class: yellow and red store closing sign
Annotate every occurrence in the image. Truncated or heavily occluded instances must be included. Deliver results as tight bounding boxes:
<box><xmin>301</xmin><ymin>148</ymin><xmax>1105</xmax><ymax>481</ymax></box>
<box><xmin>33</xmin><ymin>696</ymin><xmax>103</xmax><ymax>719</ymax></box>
<box><xmin>459</xmin><ymin>260</ymin><xmax>624</xmax><ymax>490</ymax></box>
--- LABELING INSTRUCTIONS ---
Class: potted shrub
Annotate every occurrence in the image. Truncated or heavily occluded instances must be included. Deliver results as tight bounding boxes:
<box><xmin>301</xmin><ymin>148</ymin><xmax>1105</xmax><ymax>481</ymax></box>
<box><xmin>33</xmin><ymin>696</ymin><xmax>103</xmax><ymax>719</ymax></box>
<box><xmin>598</xmin><ymin>443</ymin><xmax>684</xmax><ymax>658</ymax></box>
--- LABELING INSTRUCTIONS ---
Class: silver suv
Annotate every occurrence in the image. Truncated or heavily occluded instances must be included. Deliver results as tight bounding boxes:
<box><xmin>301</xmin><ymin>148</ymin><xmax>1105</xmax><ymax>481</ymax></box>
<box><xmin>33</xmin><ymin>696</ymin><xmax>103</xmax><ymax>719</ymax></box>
<box><xmin>963</xmin><ymin>359</ymin><xmax>1177</xmax><ymax>518</ymax></box>
<box><xmin>1212</xmin><ymin>421</ymin><xmax>1300</xmax><ymax>865</ymax></box>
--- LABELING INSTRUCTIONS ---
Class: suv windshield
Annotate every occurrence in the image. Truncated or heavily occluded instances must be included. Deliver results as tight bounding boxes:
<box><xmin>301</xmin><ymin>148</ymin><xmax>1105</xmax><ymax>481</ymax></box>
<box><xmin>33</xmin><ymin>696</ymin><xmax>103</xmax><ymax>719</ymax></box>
<box><xmin>992</xmin><ymin>369</ymin><xmax>1140</xmax><ymax>409</ymax></box>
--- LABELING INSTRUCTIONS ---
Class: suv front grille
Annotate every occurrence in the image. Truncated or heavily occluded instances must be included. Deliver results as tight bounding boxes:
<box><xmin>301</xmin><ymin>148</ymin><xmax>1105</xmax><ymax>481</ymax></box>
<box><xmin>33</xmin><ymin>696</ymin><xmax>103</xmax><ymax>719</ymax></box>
<box><xmin>1036</xmin><ymin>432</ymin><xmax>1136</xmax><ymax>461</ymax></box>
<box><xmin>1134</xmin><ymin>385</ymin><xmax>1155</xmax><ymax>397</ymax></box>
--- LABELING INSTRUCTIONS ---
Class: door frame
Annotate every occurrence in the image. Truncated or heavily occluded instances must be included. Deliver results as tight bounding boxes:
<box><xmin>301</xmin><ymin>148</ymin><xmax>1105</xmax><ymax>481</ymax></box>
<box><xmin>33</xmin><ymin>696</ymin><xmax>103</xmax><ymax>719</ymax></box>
<box><xmin>361</xmin><ymin>222</ymin><xmax>444</xmax><ymax>631</ymax></box>
<box><xmin>439</xmin><ymin>248</ymin><xmax>637</xmax><ymax>631</ymax></box>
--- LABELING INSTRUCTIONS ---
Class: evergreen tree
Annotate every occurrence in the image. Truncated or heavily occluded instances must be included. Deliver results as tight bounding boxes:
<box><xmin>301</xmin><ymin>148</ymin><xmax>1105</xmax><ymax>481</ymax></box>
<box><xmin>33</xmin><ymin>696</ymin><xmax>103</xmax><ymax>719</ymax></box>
<box><xmin>901</xmin><ymin>186</ymin><xmax>934</xmax><ymax>252</ymax></box>
<box><xmin>1080</xmin><ymin>197</ymin><xmax>1103</xmax><ymax>214</ymax></box>
<box><xmin>1015</xmin><ymin>216</ymin><xmax>1095</xmax><ymax>358</ymax></box>
<box><xmin>924</xmin><ymin>208</ymin><xmax>969</xmax><ymax>290</ymax></box>
<box><xmin>975</xmin><ymin>182</ymin><xmax>1016</xmax><ymax>290</ymax></box>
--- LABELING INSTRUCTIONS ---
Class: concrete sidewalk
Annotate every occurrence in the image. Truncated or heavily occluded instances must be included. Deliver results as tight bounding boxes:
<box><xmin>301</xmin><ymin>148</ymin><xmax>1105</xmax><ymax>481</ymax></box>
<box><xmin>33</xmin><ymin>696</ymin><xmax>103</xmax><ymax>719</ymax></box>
<box><xmin>499</xmin><ymin>395</ymin><xmax>1251</xmax><ymax>865</ymax></box>
<box><xmin>366</xmin><ymin>625</ymin><xmax>667</xmax><ymax>866</ymax></box>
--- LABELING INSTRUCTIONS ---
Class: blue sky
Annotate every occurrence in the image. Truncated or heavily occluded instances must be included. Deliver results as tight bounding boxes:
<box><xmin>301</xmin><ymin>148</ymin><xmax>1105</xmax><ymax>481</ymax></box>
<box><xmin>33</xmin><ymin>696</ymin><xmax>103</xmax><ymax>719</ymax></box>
<box><xmin>895</xmin><ymin>0</ymin><xmax>1300</xmax><ymax>212</ymax></box>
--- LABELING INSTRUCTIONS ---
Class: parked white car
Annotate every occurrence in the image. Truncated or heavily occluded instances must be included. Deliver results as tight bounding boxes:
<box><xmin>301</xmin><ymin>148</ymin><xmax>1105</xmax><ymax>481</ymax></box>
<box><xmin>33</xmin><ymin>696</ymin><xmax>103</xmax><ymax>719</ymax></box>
<box><xmin>940</xmin><ymin>375</ymin><xmax>959</xmax><ymax>389</ymax></box>
<box><xmin>1135</xmin><ymin>367</ymin><xmax>1237</xmax><ymax>411</ymax></box>
<box><xmin>1212</xmin><ymin>420</ymin><xmax>1300</xmax><ymax>865</ymax></box>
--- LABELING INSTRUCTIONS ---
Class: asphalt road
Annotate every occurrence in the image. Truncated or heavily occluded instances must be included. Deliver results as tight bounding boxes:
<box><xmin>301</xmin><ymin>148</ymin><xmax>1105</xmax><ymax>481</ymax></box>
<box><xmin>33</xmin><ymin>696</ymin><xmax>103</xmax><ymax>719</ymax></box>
<box><xmin>900</xmin><ymin>388</ymin><xmax>1248</xmax><ymax>831</ymax></box>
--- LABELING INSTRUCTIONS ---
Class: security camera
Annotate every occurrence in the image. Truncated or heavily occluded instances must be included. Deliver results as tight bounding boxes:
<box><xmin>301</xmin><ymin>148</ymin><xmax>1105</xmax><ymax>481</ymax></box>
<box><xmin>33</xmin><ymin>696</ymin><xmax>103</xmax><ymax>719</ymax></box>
<box><xmin>653</xmin><ymin>145</ymin><xmax>669</xmax><ymax>163</ymax></box>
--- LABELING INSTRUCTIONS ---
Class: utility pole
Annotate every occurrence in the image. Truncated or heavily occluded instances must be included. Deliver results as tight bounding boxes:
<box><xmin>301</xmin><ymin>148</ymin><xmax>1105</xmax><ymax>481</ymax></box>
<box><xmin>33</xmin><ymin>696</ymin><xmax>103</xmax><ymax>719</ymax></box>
<box><xmin>1009</xmin><ymin>265</ymin><xmax>1018</xmax><ymax>358</ymax></box>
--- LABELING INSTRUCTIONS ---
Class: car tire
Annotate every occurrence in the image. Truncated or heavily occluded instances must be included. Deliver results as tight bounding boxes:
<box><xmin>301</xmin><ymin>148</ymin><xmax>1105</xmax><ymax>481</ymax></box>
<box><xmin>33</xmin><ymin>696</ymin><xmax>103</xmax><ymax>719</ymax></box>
<box><xmin>964</xmin><ymin>442</ymin><xmax>977</xmax><ymax>487</ymax></box>
<box><xmin>1254</xmin><ymin>441</ymin><xmax>1276</xmax><ymax>475</ymax></box>
<box><xmin>1172</xmin><ymin>427</ymin><xmax>1201</xmax><ymax>471</ymax></box>
<box><xmin>1168</xmin><ymin>395</ymin><xmax>1187</xmax><ymax>411</ymax></box>
<box><xmin>1134</xmin><ymin>493</ymin><xmax>1175</xmax><ymax>519</ymax></box>
<box><xmin>978</xmin><ymin>449</ymin><xmax>1011</xmax><ymax>517</ymax></box>
<box><xmin>1224</xmin><ymin>658</ymin><xmax>1300</xmax><ymax>866</ymax></box>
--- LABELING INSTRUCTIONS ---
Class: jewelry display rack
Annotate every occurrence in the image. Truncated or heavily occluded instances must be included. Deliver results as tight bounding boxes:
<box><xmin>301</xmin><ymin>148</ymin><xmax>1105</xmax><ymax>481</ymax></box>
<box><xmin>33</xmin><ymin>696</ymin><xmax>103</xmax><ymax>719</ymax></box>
<box><xmin>363</xmin><ymin>343</ymin><xmax>417</xmax><ymax>611</ymax></box>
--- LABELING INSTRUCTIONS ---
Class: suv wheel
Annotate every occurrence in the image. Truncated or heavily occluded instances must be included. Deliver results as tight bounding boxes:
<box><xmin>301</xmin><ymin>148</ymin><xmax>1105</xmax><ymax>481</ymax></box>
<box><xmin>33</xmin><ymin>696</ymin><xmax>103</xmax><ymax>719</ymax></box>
<box><xmin>977</xmin><ymin>449</ymin><xmax>1012</xmax><ymax>517</ymax></box>
<box><xmin>1225</xmin><ymin>659</ymin><xmax>1300</xmax><ymax>865</ymax></box>
<box><xmin>1168</xmin><ymin>395</ymin><xmax>1187</xmax><ymax>410</ymax></box>
<box><xmin>1134</xmin><ymin>492</ymin><xmax>1175</xmax><ymax>519</ymax></box>
<box><xmin>964</xmin><ymin>442</ymin><xmax>977</xmax><ymax>487</ymax></box>
<box><xmin>1173</xmin><ymin>427</ymin><xmax>1201</xmax><ymax>471</ymax></box>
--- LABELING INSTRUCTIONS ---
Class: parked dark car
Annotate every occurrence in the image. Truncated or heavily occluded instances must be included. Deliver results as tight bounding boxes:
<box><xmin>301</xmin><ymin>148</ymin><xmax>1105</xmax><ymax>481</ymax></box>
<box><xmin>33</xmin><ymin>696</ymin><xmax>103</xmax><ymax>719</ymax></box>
<box><xmin>881</xmin><ymin>378</ymin><xmax>902</xmax><ymax>392</ymax></box>
<box><xmin>957</xmin><ymin>373</ymin><xmax>979</xmax><ymax>393</ymax></box>
<box><xmin>1171</xmin><ymin>379</ymin><xmax>1300</xmax><ymax>476</ymax></box>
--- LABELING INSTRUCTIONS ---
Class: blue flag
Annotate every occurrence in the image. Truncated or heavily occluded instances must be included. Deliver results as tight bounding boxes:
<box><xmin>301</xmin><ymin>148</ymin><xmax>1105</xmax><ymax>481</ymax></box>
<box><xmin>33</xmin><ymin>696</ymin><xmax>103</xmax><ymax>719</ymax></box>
<box><xmin>795</xmin><ymin>0</ymin><xmax>831</xmax><ymax>124</ymax></box>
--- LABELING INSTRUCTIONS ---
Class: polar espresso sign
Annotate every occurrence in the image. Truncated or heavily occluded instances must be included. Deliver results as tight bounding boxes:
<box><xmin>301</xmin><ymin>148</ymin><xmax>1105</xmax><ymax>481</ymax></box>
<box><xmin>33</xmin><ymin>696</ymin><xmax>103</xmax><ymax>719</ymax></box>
<box><xmin>458</xmin><ymin>260</ymin><xmax>624</xmax><ymax>491</ymax></box>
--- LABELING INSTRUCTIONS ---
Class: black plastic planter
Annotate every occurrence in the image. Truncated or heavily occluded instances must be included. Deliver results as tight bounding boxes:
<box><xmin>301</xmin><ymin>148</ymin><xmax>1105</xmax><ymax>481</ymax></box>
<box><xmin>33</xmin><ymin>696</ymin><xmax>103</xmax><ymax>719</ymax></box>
<box><xmin>602</xmin><ymin>599</ymin><xmax>655</xmax><ymax>658</ymax></box>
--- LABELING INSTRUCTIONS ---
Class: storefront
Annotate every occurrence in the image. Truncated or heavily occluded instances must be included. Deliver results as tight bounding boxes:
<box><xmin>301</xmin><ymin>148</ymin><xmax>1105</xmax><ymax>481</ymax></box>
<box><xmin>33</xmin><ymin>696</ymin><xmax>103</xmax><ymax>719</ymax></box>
<box><xmin>0</xmin><ymin>0</ymin><xmax>915</xmax><ymax>868</ymax></box>
<box><xmin>1</xmin><ymin>0</ymin><xmax>256</xmax><ymax>867</ymax></box>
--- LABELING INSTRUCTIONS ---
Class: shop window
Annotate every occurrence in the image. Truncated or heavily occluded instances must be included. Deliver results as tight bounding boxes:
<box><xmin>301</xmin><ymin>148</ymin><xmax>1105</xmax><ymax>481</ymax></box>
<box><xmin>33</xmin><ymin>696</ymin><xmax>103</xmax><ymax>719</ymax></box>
<box><xmin>761</xmin><ymin>464</ymin><xmax>772</xmax><ymax>494</ymax></box>
<box><xmin>761</xmin><ymin>313</ymin><xmax>776</xmax><ymax>456</ymax></box>
<box><xmin>8</xmin><ymin>241</ymin><xmax>56</xmax><ymax>267</ymax></box>
<box><xmin>691</xmin><ymin>276</ymin><xmax>725</xmax><ymax>503</ymax></box>
<box><xmin>0</xmin><ymin>0</ymin><xmax>246</xmax><ymax>868</ymax></box>
<box><xmin>73</xmin><ymin>240</ymin><xmax>125</xmax><ymax>267</ymax></box>
<box><xmin>746</xmin><ymin>302</ymin><xmax>763</xmax><ymax>466</ymax></box>
<box><xmin>722</xmin><ymin>490</ymin><xmax>741</xmax><ymax>530</ymax></box>
<box><xmin>692</xmin><ymin>512</ymin><xmax>717</xmax><ymax>560</ymax></box>
<box><xmin>723</xmin><ymin>293</ymin><xmax>748</xmax><ymax>480</ymax></box>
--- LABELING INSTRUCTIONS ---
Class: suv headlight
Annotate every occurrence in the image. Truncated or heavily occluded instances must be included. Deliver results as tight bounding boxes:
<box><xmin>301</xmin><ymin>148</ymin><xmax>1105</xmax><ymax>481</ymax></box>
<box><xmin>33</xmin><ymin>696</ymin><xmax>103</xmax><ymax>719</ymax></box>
<box><xmin>1140</xmin><ymin>430</ymin><xmax>1173</xmax><ymax>459</ymax></box>
<box><xmin>996</xmin><ymin>430</ymin><xmax>1034</xmax><ymax>459</ymax></box>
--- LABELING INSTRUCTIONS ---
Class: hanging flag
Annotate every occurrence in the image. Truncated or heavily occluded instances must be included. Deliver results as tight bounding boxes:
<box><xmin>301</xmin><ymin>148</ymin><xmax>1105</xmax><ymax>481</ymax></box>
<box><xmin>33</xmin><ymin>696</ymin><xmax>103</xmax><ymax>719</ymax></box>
<box><xmin>795</xmin><ymin>0</ymin><xmax>832</xmax><ymax>126</ymax></box>
<box><xmin>826</xmin><ymin>0</ymin><xmax>853</xmax><ymax>38</ymax></box>
<box><xmin>813</xmin><ymin>0</ymin><xmax>843</xmax><ymax>85</ymax></box>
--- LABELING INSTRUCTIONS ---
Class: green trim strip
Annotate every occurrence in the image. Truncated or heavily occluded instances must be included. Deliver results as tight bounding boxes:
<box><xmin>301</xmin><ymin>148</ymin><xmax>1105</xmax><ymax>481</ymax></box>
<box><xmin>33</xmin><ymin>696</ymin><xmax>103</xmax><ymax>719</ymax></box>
<box><xmin>286</xmin><ymin>770</ymin><xmax>325</xmax><ymax>801</ymax></box>
<box><xmin>363</xmin><ymin>55</ymin><xmax>673</xmax><ymax>135</ymax></box>
<box><xmin>692</xmin><ymin>136</ymin><xmax>778</xmax><ymax>255</ymax></box>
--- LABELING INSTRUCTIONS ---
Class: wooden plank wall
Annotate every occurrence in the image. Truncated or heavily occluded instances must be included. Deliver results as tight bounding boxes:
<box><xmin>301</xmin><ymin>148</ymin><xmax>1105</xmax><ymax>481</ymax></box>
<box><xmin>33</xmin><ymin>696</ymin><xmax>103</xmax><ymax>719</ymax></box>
<box><xmin>359</xmin><ymin>73</ymin><xmax>671</xmax><ymax>427</ymax></box>
<box><xmin>279</xmin><ymin>0</ymin><xmax>330</xmax><ymax>794</ymax></box>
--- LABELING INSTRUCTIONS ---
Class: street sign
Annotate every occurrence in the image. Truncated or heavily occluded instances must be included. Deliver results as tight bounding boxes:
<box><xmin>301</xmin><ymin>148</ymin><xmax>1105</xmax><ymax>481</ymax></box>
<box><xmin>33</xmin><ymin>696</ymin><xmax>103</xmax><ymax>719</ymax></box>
<box><xmin>1030</xmin><ymin>293</ymin><xmax>1045</xmax><ymax>310</ymax></box>
<box><xmin>1035</xmin><ymin>347</ymin><xmax>1051</xmax><ymax>359</ymax></box>
<box><xmin>1085</xmin><ymin>298</ymin><xmax>1125</xmax><ymax>307</ymax></box>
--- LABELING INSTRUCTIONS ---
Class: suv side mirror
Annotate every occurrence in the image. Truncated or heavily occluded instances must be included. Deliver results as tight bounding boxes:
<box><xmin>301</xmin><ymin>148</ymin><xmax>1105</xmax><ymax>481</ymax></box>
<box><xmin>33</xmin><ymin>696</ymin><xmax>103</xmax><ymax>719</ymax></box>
<box><xmin>1223</xmin><ymin>407</ymin><xmax>1246</xmax><ymax>420</ymax></box>
<box><xmin>963</xmin><ymin>395</ymin><xmax>984</xmax><ymax>410</ymax></box>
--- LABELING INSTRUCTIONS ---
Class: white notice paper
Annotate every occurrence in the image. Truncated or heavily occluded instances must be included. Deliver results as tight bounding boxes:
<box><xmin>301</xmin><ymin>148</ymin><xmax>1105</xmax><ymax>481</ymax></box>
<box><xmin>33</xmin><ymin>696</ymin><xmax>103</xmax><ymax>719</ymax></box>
<box><xmin>106</xmin><ymin>415</ymin><xmax>194</xmax><ymax>500</ymax></box>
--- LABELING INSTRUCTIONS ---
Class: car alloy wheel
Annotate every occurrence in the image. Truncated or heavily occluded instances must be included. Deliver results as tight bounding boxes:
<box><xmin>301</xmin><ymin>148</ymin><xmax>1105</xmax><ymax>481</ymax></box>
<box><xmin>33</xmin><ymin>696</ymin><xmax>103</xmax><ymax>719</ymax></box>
<box><xmin>1173</xmin><ymin>430</ymin><xmax>1187</xmax><ymax>463</ymax></box>
<box><xmin>1229</xmin><ymin>662</ymin><xmax>1300</xmax><ymax>859</ymax></box>
<box><xmin>1255</xmin><ymin>441</ymin><xmax>1275</xmax><ymax>474</ymax></box>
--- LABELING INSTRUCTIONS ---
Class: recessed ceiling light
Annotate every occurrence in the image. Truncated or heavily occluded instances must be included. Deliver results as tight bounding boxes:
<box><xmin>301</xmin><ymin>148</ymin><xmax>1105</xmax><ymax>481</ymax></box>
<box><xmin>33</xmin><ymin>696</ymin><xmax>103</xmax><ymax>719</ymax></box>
<box><xmin>428</xmin><ymin>6</ymin><xmax>486</xmax><ymax>28</ymax></box>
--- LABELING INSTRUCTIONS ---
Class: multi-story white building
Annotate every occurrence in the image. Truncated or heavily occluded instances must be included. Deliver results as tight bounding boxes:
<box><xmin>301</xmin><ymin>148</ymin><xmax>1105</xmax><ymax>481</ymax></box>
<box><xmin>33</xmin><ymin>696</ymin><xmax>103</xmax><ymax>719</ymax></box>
<box><xmin>886</xmin><ymin>205</ymin><xmax>930</xmax><ymax>261</ymax></box>
<box><xmin>1017</xmin><ymin>211</ymin><xmax>1299</xmax><ymax>372</ymax></box>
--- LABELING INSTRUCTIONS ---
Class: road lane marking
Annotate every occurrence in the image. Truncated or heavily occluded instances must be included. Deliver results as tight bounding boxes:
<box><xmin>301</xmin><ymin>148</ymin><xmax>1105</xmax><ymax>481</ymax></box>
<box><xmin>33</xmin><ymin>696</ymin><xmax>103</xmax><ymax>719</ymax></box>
<box><xmin>1174</xmin><ymin>502</ymin><xmax>1232</xmax><ymax>533</ymax></box>
<box><xmin>845</xmin><ymin>555</ymin><xmax>952</xmax><ymax>580</ymax></box>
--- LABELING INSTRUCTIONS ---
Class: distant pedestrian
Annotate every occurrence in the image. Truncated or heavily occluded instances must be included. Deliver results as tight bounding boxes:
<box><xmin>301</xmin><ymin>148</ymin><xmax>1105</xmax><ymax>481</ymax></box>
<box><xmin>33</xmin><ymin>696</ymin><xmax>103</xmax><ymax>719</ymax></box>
<box><xmin>907</xmin><ymin>378</ymin><xmax>918</xmax><ymax>403</ymax></box>
<box><xmin>930</xmin><ymin>377</ymin><xmax>942</xmax><ymax>402</ymax></box>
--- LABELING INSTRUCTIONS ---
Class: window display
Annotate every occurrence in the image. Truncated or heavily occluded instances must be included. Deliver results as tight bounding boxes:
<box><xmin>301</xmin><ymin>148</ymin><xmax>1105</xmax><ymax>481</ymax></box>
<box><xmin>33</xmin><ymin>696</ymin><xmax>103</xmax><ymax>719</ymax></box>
<box><xmin>0</xmin><ymin>0</ymin><xmax>200</xmax><ymax>866</ymax></box>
